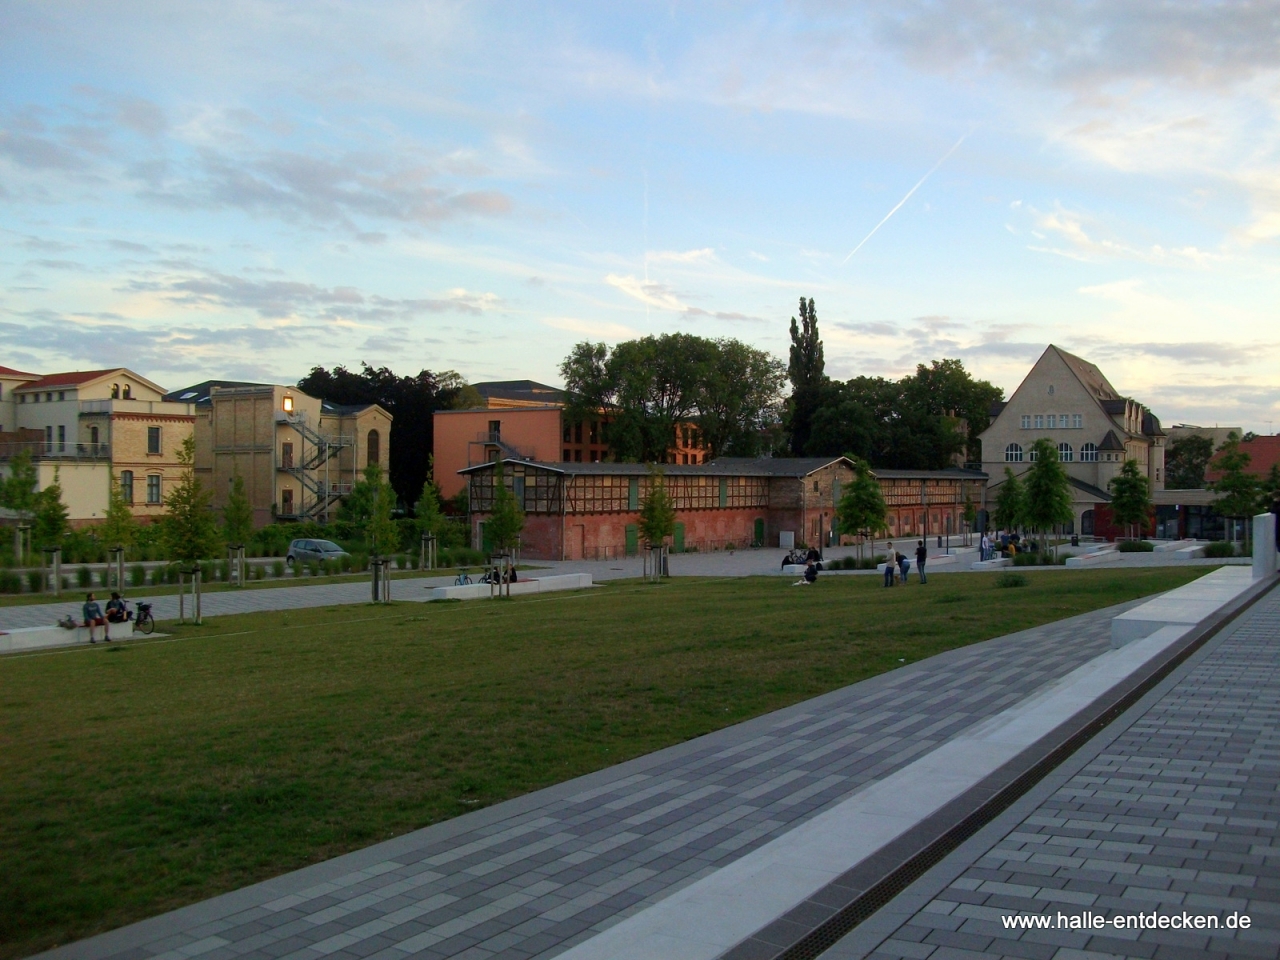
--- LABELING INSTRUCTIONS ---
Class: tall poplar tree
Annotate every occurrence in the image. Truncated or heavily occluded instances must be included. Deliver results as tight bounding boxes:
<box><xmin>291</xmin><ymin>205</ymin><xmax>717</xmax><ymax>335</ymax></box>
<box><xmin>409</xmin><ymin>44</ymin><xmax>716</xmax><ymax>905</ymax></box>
<box><xmin>787</xmin><ymin>297</ymin><xmax>824</xmax><ymax>455</ymax></box>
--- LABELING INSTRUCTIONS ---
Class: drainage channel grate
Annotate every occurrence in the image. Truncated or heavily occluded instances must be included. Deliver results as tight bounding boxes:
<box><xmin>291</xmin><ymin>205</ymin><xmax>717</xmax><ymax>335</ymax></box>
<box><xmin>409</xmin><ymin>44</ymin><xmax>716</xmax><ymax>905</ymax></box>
<box><xmin>748</xmin><ymin>583</ymin><xmax>1272</xmax><ymax>960</ymax></box>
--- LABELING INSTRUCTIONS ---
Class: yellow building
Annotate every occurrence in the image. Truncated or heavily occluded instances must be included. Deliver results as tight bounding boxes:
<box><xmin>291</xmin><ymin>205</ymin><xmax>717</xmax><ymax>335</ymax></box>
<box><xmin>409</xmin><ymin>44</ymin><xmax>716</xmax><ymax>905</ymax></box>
<box><xmin>1</xmin><ymin>367</ymin><xmax>195</xmax><ymax>524</ymax></box>
<box><xmin>167</xmin><ymin>381</ymin><xmax>392</xmax><ymax>526</ymax></box>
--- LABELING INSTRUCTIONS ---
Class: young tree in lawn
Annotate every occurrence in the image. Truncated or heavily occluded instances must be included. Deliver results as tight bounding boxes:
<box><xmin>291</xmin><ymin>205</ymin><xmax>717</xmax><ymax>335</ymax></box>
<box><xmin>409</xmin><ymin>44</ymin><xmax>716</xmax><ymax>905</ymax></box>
<box><xmin>0</xmin><ymin>449</ymin><xmax>39</xmax><ymax>562</ymax></box>
<box><xmin>362</xmin><ymin>463</ymin><xmax>399</xmax><ymax>558</ymax></box>
<box><xmin>962</xmin><ymin>490</ymin><xmax>977</xmax><ymax>547</ymax></box>
<box><xmin>1023</xmin><ymin>438</ymin><xmax>1074</xmax><ymax>557</ymax></box>
<box><xmin>100</xmin><ymin>474</ymin><xmax>139</xmax><ymax>552</ymax></box>
<box><xmin>993</xmin><ymin>468</ymin><xmax>1025</xmax><ymax>539</ymax></box>
<box><xmin>1108</xmin><ymin>459</ymin><xmax>1153</xmax><ymax>542</ymax></box>
<box><xmin>222</xmin><ymin>472</ymin><xmax>254</xmax><ymax>547</ymax></box>
<box><xmin>638</xmin><ymin>466</ymin><xmax>676</xmax><ymax>578</ymax></box>
<box><xmin>835</xmin><ymin>457</ymin><xmax>887</xmax><ymax>565</ymax></box>
<box><xmin>33</xmin><ymin>468</ymin><xmax>69</xmax><ymax>551</ymax></box>
<box><xmin>162</xmin><ymin>436</ymin><xmax>222</xmax><ymax>563</ymax></box>
<box><xmin>1208</xmin><ymin>433</ymin><xmax>1264</xmax><ymax>549</ymax></box>
<box><xmin>483</xmin><ymin>465</ymin><xmax>525</xmax><ymax>592</ymax></box>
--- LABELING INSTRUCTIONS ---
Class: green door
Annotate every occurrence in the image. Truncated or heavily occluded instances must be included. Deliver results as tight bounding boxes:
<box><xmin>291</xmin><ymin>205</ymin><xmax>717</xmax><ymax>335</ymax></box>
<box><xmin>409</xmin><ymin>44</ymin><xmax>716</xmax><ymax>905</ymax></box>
<box><xmin>673</xmin><ymin>522</ymin><xmax>685</xmax><ymax>553</ymax></box>
<box><xmin>479</xmin><ymin>521</ymin><xmax>492</xmax><ymax>552</ymax></box>
<box><xmin>754</xmin><ymin>518</ymin><xmax>765</xmax><ymax>547</ymax></box>
<box><xmin>625</xmin><ymin>524</ymin><xmax>639</xmax><ymax>556</ymax></box>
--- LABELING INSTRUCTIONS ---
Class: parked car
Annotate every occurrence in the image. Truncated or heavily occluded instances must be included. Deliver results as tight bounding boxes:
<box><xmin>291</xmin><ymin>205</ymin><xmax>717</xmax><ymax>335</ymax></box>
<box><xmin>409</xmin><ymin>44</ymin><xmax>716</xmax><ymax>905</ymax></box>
<box><xmin>286</xmin><ymin>539</ymin><xmax>349</xmax><ymax>567</ymax></box>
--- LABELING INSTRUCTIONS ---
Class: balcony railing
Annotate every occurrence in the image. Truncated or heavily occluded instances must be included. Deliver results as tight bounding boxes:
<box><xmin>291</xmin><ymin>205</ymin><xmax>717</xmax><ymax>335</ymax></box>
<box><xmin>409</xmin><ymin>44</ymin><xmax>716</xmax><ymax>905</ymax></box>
<box><xmin>0</xmin><ymin>440</ymin><xmax>112</xmax><ymax>460</ymax></box>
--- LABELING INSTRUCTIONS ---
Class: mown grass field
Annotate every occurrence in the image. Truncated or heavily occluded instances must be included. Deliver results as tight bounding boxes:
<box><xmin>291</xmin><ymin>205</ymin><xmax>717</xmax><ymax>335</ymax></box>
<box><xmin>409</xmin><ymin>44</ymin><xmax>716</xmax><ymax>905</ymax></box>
<box><xmin>0</xmin><ymin>567</ymin><xmax>1209</xmax><ymax>958</ymax></box>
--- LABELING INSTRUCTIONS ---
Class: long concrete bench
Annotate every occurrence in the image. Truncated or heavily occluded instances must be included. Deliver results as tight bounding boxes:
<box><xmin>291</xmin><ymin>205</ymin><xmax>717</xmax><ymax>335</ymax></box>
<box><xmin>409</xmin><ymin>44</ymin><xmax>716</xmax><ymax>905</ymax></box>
<box><xmin>1110</xmin><ymin>565</ymin><xmax>1254</xmax><ymax>647</ymax></box>
<box><xmin>871</xmin><ymin>554</ymin><xmax>961</xmax><ymax>576</ymax></box>
<box><xmin>1153</xmin><ymin>539</ymin><xmax>1195</xmax><ymax>552</ymax></box>
<box><xmin>0</xmin><ymin>622</ymin><xmax>145</xmax><ymax>653</ymax></box>
<box><xmin>427</xmin><ymin>573</ymin><xmax>592</xmax><ymax>601</ymax></box>
<box><xmin>970</xmin><ymin>557</ymin><xmax>1011</xmax><ymax>569</ymax></box>
<box><xmin>1064</xmin><ymin>548</ymin><xmax>1119</xmax><ymax>568</ymax></box>
<box><xmin>1175</xmin><ymin>543</ymin><xmax>1208</xmax><ymax>559</ymax></box>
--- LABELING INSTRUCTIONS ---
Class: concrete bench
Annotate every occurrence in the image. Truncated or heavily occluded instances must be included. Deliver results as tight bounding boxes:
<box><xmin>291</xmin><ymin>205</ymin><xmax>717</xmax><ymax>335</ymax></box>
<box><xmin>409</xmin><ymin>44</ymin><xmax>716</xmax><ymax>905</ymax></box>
<box><xmin>971</xmin><ymin>557</ymin><xmax>1011</xmax><ymax>569</ymax></box>
<box><xmin>0</xmin><ymin>622</ymin><xmax>142</xmax><ymax>653</ymax></box>
<box><xmin>873</xmin><ymin>554</ymin><xmax>960</xmax><ymax>575</ymax></box>
<box><xmin>1110</xmin><ymin>566</ymin><xmax>1254</xmax><ymax>647</ymax></box>
<box><xmin>427</xmin><ymin>573</ymin><xmax>592</xmax><ymax>601</ymax></box>
<box><xmin>1175</xmin><ymin>543</ymin><xmax>1208</xmax><ymax>559</ymax></box>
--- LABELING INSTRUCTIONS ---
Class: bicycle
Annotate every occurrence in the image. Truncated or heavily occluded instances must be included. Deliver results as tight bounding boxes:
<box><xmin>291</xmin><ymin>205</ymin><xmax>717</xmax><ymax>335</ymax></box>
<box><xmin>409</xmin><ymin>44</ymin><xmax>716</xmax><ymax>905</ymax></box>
<box><xmin>454</xmin><ymin>572</ymin><xmax>473</xmax><ymax>586</ymax></box>
<box><xmin>134</xmin><ymin>602</ymin><xmax>155</xmax><ymax>635</ymax></box>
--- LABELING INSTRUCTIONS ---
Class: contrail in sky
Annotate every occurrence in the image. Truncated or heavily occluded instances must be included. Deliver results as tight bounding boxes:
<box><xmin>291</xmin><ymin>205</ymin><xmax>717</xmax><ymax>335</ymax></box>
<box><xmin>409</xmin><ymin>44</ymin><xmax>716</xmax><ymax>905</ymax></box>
<box><xmin>841</xmin><ymin>131</ymin><xmax>970</xmax><ymax>265</ymax></box>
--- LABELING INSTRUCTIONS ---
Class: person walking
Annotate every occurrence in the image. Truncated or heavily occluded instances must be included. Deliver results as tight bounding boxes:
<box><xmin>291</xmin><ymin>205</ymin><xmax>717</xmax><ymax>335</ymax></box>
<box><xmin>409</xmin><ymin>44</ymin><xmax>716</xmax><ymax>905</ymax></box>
<box><xmin>83</xmin><ymin>592</ymin><xmax>109</xmax><ymax>643</ymax></box>
<box><xmin>883</xmin><ymin>542</ymin><xmax>896</xmax><ymax>586</ymax></box>
<box><xmin>915</xmin><ymin>540</ymin><xmax>928</xmax><ymax>584</ymax></box>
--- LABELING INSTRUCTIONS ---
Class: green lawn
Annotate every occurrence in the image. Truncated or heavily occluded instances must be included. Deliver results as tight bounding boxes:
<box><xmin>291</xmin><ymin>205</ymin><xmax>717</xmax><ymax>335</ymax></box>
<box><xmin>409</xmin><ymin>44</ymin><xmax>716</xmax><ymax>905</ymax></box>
<box><xmin>0</xmin><ymin>567</ymin><xmax>1208</xmax><ymax>958</ymax></box>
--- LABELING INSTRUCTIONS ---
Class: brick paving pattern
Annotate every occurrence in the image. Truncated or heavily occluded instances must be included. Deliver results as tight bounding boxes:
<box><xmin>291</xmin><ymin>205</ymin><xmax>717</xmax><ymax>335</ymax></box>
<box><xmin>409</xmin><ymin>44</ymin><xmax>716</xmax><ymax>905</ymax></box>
<box><xmin>849</xmin><ymin>587</ymin><xmax>1280</xmax><ymax>960</ymax></box>
<box><xmin>67</xmin><ymin>601</ymin><xmax>1143</xmax><ymax>960</ymax></box>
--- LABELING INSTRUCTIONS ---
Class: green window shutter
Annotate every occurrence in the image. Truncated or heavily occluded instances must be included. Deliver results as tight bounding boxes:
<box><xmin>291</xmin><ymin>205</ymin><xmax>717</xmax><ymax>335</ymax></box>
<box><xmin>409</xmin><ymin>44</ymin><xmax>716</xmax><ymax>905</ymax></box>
<box><xmin>673</xmin><ymin>523</ymin><xmax>685</xmax><ymax>552</ymax></box>
<box><xmin>628</xmin><ymin>477</ymin><xmax>639</xmax><ymax>510</ymax></box>
<box><xmin>625</xmin><ymin>524</ymin><xmax>638</xmax><ymax>556</ymax></box>
<box><xmin>718</xmin><ymin>478</ymin><xmax>727</xmax><ymax>507</ymax></box>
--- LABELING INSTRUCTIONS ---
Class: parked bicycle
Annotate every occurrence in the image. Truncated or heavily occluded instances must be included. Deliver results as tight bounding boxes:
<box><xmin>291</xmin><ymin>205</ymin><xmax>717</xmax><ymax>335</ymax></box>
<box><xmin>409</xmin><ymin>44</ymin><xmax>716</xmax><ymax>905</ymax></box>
<box><xmin>454</xmin><ymin>572</ymin><xmax>473</xmax><ymax>586</ymax></box>
<box><xmin>134</xmin><ymin>602</ymin><xmax>155</xmax><ymax>635</ymax></box>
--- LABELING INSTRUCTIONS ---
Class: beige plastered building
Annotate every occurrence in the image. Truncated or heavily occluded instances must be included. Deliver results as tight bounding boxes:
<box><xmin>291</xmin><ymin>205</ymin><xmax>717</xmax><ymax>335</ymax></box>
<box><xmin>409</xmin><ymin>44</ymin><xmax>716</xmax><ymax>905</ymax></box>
<box><xmin>0</xmin><ymin>366</ymin><xmax>195</xmax><ymax>525</ymax></box>
<box><xmin>169</xmin><ymin>381</ymin><xmax>391</xmax><ymax>527</ymax></box>
<box><xmin>979</xmin><ymin>346</ymin><xmax>1166</xmax><ymax>535</ymax></box>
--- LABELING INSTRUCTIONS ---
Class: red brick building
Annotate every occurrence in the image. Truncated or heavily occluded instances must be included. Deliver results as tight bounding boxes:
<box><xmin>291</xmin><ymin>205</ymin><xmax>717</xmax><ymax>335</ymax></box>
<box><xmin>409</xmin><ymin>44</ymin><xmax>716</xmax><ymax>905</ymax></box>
<box><xmin>463</xmin><ymin>457</ymin><xmax>987</xmax><ymax>560</ymax></box>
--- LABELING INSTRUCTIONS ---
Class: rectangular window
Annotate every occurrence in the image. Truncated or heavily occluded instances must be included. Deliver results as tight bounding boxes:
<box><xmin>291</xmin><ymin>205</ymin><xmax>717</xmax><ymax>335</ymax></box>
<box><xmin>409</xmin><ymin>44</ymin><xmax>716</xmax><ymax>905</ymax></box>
<box><xmin>147</xmin><ymin>426</ymin><xmax>161</xmax><ymax>454</ymax></box>
<box><xmin>1059</xmin><ymin>413</ymin><xmax>1068</xmax><ymax>427</ymax></box>
<box><xmin>45</xmin><ymin>425</ymin><xmax>52</xmax><ymax>446</ymax></box>
<box><xmin>281</xmin><ymin>442</ymin><xmax>294</xmax><ymax>469</ymax></box>
<box><xmin>1034</xmin><ymin>415</ymin><xmax>1044</xmax><ymax>429</ymax></box>
<box><xmin>589</xmin><ymin>421</ymin><xmax>599</xmax><ymax>444</ymax></box>
<box><xmin>488</xmin><ymin>420</ymin><xmax>501</xmax><ymax>440</ymax></box>
<box><xmin>146</xmin><ymin>475</ymin><xmax>161</xmax><ymax>504</ymax></box>
<box><xmin>574</xmin><ymin>422</ymin><xmax>583</xmax><ymax>444</ymax></box>
<box><xmin>1073</xmin><ymin>414</ymin><xmax>1082</xmax><ymax>429</ymax></box>
<box><xmin>563</xmin><ymin>448</ymin><xmax>571</xmax><ymax>462</ymax></box>
<box><xmin>58</xmin><ymin>391</ymin><xmax>65</xmax><ymax>401</ymax></box>
<box><xmin>718</xmin><ymin>478</ymin><xmax>728</xmax><ymax>508</ymax></box>
<box><xmin>1047</xmin><ymin>414</ymin><xmax>1056</xmax><ymax>428</ymax></box>
<box><xmin>628</xmin><ymin>478</ymin><xmax>639</xmax><ymax>510</ymax></box>
<box><xmin>513</xmin><ymin>476</ymin><xmax>525</xmax><ymax>502</ymax></box>
<box><xmin>1020</xmin><ymin>415</ymin><xmax>1030</xmax><ymax>429</ymax></box>
<box><xmin>574</xmin><ymin>449</ymin><xmax>582</xmax><ymax>462</ymax></box>
<box><xmin>563</xmin><ymin>423</ymin><xmax>571</xmax><ymax>443</ymax></box>
<box><xmin>121</xmin><ymin>470</ymin><xmax>134</xmax><ymax>504</ymax></box>
<box><xmin>57</xmin><ymin>424</ymin><xmax>66</xmax><ymax>451</ymax></box>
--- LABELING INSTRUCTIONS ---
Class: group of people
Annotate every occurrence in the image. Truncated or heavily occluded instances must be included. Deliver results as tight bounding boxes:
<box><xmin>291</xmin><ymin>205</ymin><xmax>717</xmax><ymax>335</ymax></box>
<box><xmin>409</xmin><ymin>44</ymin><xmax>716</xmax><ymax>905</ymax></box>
<box><xmin>978</xmin><ymin>531</ymin><xmax>1023</xmax><ymax>561</ymax></box>
<box><xmin>882</xmin><ymin>540</ymin><xmax>929</xmax><ymax>587</ymax></box>
<box><xmin>79</xmin><ymin>591</ymin><xmax>132</xmax><ymax>643</ymax></box>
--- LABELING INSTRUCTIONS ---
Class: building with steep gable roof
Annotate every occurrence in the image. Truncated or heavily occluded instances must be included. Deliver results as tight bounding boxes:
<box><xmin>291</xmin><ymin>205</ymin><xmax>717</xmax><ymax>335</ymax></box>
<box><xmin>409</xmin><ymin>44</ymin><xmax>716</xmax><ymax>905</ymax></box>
<box><xmin>978</xmin><ymin>346</ymin><xmax>1166</xmax><ymax>535</ymax></box>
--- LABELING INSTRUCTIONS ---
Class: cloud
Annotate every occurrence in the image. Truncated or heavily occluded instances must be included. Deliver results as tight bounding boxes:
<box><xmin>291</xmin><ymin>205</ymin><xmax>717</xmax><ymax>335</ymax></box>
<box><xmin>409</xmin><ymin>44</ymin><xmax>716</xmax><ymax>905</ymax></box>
<box><xmin>542</xmin><ymin>317</ymin><xmax>640</xmax><ymax>340</ymax></box>
<box><xmin>1083</xmin><ymin>340</ymin><xmax>1269</xmax><ymax>367</ymax></box>
<box><xmin>1027</xmin><ymin>204</ymin><xmax>1223</xmax><ymax>265</ymax></box>
<box><xmin>605</xmin><ymin>273</ymin><xmax>689</xmax><ymax>311</ymax></box>
<box><xmin>647</xmin><ymin>248</ymin><xmax>716</xmax><ymax>264</ymax></box>
<box><xmin>122</xmin><ymin>270</ymin><xmax>502</xmax><ymax>321</ymax></box>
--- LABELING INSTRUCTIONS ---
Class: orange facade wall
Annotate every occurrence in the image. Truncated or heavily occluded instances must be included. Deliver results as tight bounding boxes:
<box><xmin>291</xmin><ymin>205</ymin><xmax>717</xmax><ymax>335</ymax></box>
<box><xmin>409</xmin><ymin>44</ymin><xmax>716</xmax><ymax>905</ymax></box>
<box><xmin>433</xmin><ymin>408</ymin><xmax>562</xmax><ymax>500</ymax></box>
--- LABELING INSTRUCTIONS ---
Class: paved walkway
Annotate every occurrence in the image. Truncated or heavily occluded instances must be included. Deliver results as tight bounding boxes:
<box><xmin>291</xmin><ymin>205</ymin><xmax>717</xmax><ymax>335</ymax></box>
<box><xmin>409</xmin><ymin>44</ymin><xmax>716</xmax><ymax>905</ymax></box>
<box><xmin>824</xmin><ymin>583</ymin><xmax>1280</xmax><ymax>960</ymax></box>
<box><xmin>38</xmin><ymin>594</ymin><xmax>1164</xmax><ymax>960</ymax></box>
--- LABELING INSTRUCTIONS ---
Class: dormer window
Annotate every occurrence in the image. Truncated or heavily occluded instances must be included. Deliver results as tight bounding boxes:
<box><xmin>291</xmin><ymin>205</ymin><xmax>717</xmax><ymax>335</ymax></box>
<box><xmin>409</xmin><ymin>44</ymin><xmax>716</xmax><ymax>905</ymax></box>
<box><xmin>122</xmin><ymin>385</ymin><xmax>132</xmax><ymax>399</ymax></box>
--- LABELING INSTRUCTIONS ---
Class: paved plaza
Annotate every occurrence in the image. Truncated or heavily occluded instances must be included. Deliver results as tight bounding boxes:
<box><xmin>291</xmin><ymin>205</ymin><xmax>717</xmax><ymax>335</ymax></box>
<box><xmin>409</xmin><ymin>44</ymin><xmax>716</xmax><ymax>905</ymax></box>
<box><xmin>39</xmin><ymin>593</ymin><xmax>1165</xmax><ymax>960</ymax></box>
<box><xmin>825</xmin><ymin>583</ymin><xmax>1280</xmax><ymax>960</ymax></box>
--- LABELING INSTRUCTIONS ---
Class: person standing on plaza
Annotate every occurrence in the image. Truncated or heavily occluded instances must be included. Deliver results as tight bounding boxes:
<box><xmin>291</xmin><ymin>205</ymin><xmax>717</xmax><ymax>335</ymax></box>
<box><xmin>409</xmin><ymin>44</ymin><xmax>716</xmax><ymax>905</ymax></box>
<box><xmin>916</xmin><ymin>540</ymin><xmax>928</xmax><ymax>584</ymax></box>
<box><xmin>883</xmin><ymin>542</ymin><xmax>896</xmax><ymax>586</ymax></box>
<box><xmin>896</xmin><ymin>549</ymin><xmax>910</xmax><ymax>584</ymax></box>
<box><xmin>980</xmin><ymin>532</ymin><xmax>990</xmax><ymax>561</ymax></box>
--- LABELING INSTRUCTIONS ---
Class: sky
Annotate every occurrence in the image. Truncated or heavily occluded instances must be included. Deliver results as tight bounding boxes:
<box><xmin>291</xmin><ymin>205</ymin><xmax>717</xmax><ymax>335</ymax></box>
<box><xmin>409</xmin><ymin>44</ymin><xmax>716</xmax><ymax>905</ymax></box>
<box><xmin>2</xmin><ymin>1</ymin><xmax>1279</xmax><ymax>432</ymax></box>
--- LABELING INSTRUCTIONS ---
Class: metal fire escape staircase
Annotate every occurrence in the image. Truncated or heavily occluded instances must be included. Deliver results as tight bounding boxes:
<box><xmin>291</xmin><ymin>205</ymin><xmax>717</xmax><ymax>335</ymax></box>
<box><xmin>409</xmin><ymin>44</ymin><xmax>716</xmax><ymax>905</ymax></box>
<box><xmin>278</xmin><ymin>411</ymin><xmax>354</xmax><ymax>521</ymax></box>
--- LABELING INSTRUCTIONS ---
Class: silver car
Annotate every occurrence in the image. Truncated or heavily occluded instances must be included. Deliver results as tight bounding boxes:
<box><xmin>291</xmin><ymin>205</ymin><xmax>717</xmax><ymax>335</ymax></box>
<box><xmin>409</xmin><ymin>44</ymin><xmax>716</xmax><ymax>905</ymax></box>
<box><xmin>286</xmin><ymin>538</ymin><xmax>349</xmax><ymax>567</ymax></box>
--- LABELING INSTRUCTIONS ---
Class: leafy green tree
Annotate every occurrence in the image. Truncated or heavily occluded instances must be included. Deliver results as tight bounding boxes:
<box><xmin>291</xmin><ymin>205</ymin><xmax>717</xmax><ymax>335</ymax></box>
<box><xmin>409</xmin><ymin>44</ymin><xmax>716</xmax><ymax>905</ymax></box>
<box><xmin>99</xmin><ymin>474</ymin><xmax>139</xmax><ymax>550</ymax></box>
<box><xmin>1209</xmin><ymin>433</ymin><xmax>1263</xmax><ymax>548</ymax></box>
<box><xmin>786</xmin><ymin>297</ymin><xmax>825</xmax><ymax>455</ymax></box>
<box><xmin>415</xmin><ymin>477</ymin><xmax>446</xmax><ymax>537</ymax></box>
<box><xmin>993</xmin><ymin>467</ymin><xmax>1025</xmax><ymax>534</ymax></box>
<box><xmin>1263</xmin><ymin>463</ymin><xmax>1280</xmax><ymax>511</ymax></box>
<box><xmin>962</xmin><ymin>491</ymin><xmax>977</xmax><ymax>545</ymax></box>
<box><xmin>483</xmin><ymin>463</ymin><xmax>525</xmax><ymax>553</ymax></box>
<box><xmin>298</xmin><ymin>361</ymin><xmax>474</xmax><ymax>507</ymax></box>
<box><xmin>355</xmin><ymin>463</ymin><xmax>399</xmax><ymax>557</ymax></box>
<box><xmin>560</xmin><ymin>334</ymin><xmax>784</xmax><ymax>462</ymax></box>
<box><xmin>638</xmin><ymin>466</ymin><xmax>676</xmax><ymax>549</ymax></box>
<box><xmin>161</xmin><ymin>435</ymin><xmax>222</xmax><ymax>562</ymax></box>
<box><xmin>836</xmin><ymin>457</ymin><xmax>888</xmax><ymax>563</ymax></box>
<box><xmin>32</xmin><ymin>468</ymin><xmax>69</xmax><ymax>550</ymax></box>
<box><xmin>1165</xmin><ymin>434</ymin><xmax>1214</xmax><ymax>490</ymax></box>
<box><xmin>1109</xmin><ymin>459</ymin><xmax>1153</xmax><ymax>541</ymax></box>
<box><xmin>222</xmin><ymin>473</ymin><xmax>254</xmax><ymax>546</ymax></box>
<box><xmin>1023</xmin><ymin>438</ymin><xmax>1074</xmax><ymax>555</ymax></box>
<box><xmin>0</xmin><ymin>449</ymin><xmax>39</xmax><ymax>519</ymax></box>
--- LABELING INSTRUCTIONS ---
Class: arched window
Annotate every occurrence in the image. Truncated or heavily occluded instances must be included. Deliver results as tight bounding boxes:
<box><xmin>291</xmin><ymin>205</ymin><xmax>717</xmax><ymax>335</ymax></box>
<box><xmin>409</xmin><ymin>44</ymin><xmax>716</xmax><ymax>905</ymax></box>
<box><xmin>122</xmin><ymin>384</ymin><xmax>132</xmax><ymax>399</ymax></box>
<box><xmin>366</xmin><ymin>429</ymin><xmax>380</xmax><ymax>466</ymax></box>
<box><xmin>111</xmin><ymin>383</ymin><xmax>120</xmax><ymax>399</ymax></box>
<box><xmin>1080</xmin><ymin>442</ymin><xmax>1097</xmax><ymax>462</ymax></box>
<box><xmin>1058</xmin><ymin>442</ymin><xmax>1074</xmax><ymax>462</ymax></box>
<box><xmin>1004</xmin><ymin>443</ymin><xmax>1023</xmax><ymax>462</ymax></box>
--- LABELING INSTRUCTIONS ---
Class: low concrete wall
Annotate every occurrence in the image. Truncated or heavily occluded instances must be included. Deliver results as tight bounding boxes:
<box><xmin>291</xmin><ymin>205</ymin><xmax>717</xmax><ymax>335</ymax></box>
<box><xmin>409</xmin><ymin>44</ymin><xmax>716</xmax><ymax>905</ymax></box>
<box><xmin>971</xmin><ymin>557</ymin><xmax>1011</xmax><ymax>569</ymax></box>
<box><xmin>1254</xmin><ymin>513</ymin><xmax>1278</xmax><ymax>581</ymax></box>
<box><xmin>1110</xmin><ymin>566</ymin><xmax>1255</xmax><ymax>647</ymax></box>
<box><xmin>1175</xmin><ymin>543</ymin><xmax>1208</xmax><ymax>559</ymax></box>
<box><xmin>0</xmin><ymin>622</ymin><xmax>142</xmax><ymax>653</ymax></box>
<box><xmin>428</xmin><ymin>573</ymin><xmax>592</xmax><ymax>601</ymax></box>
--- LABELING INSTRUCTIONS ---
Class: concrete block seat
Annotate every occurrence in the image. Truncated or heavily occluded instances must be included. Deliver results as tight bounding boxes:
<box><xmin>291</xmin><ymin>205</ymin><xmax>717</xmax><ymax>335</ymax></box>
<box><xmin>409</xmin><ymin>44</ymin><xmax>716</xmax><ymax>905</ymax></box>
<box><xmin>872</xmin><ymin>554</ymin><xmax>961</xmax><ymax>575</ymax></box>
<box><xmin>970</xmin><ymin>556</ymin><xmax>1011</xmax><ymax>569</ymax></box>
<box><xmin>0</xmin><ymin>621</ymin><xmax>147</xmax><ymax>654</ymax></box>
<box><xmin>1063</xmin><ymin>543</ymin><xmax>1118</xmax><ymax>567</ymax></box>
<box><xmin>1110</xmin><ymin>565</ymin><xmax>1254</xmax><ymax>647</ymax></box>
<box><xmin>428</xmin><ymin>572</ymin><xmax>592</xmax><ymax>601</ymax></box>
